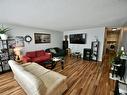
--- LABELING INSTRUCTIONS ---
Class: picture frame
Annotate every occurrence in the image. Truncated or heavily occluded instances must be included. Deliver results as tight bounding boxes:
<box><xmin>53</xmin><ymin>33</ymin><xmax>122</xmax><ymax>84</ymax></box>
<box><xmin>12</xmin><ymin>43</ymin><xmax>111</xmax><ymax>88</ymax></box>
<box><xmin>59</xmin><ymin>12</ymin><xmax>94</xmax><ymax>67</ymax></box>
<box><xmin>34</xmin><ymin>33</ymin><xmax>50</xmax><ymax>44</ymax></box>
<box><xmin>69</xmin><ymin>33</ymin><xmax>87</xmax><ymax>44</ymax></box>
<box><xmin>15</xmin><ymin>36</ymin><xmax>24</xmax><ymax>47</ymax></box>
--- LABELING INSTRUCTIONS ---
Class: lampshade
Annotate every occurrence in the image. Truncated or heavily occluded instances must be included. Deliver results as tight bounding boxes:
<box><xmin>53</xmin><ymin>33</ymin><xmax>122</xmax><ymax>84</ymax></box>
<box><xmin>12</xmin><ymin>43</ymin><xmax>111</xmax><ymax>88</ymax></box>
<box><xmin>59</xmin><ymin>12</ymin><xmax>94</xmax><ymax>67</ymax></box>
<box><xmin>14</xmin><ymin>47</ymin><xmax>23</xmax><ymax>60</ymax></box>
<box><xmin>121</xmin><ymin>46</ymin><xmax>124</xmax><ymax>51</ymax></box>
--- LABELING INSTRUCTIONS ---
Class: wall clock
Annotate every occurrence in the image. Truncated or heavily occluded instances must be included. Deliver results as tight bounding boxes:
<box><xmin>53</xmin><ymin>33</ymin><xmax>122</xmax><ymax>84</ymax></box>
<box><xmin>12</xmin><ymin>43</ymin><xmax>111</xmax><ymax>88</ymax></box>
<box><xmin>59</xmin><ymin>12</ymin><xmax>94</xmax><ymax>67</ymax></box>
<box><xmin>24</xmin><ymin>35</ymin><xmax>32</xmax><ymax>43</ymax></box>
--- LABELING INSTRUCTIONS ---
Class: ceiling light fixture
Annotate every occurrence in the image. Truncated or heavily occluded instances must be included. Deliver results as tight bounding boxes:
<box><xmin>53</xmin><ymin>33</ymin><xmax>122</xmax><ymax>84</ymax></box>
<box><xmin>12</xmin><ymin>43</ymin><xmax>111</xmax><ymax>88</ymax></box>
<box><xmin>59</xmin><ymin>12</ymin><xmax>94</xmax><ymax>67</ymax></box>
<box><xmin>112</xmin><ymin>28</ymin><xmax>117</xmax><ymax>31</ymax></box>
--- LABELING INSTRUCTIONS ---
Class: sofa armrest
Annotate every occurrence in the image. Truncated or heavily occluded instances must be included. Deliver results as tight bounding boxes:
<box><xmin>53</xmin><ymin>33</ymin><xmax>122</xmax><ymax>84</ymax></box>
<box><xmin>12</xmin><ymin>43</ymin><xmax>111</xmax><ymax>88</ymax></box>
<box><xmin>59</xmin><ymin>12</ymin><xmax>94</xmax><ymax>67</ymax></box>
<box><xmin>45</xmin><ymin>52</ymin><xmax>52</xmax><ymax>58</ymax></box>
<box><xmin>21</xmin><ymin>56</ymin><xmax>31</xmax><ymax>63</ymax></box>
<box><xmin>45</xmin><ymin>49</ymin><xmax>50</xmax><ymax>53</ymax></box>
<box><xmin>15</xmin><ymin>69</ymin><xmax>47</xmax><ymax>95</ymax></box>
<box><xmin>45</xmin><ymin>71</ymin><xmax>67</xmax><ymax>95</ymax></box>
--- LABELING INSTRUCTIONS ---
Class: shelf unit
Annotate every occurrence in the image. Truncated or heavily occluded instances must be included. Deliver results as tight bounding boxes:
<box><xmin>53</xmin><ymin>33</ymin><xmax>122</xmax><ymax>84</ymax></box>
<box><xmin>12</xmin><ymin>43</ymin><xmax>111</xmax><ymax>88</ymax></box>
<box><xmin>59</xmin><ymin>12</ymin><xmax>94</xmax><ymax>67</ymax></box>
<box><xmin>0</xmin><ymin>39</ymin><xmax>15</xmax><ymax>73</ymax></box>
<box><xmin>110</xmin><ymin>69</ymin><xmax>127</xmax><ymax>94</ymax></box>
<box><xmin>91</xmin><ymin>41</ymin><xmax>99</xmax><ymax>61</ymax></box>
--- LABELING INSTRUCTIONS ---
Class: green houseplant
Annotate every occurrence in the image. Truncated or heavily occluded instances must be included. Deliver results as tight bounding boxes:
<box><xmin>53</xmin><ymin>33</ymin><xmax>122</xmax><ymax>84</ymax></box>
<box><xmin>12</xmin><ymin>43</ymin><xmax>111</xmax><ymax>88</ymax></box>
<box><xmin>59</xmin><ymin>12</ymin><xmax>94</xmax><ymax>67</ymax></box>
<box><xmin>110</xmin><ymin>47</ymin><xmax>126</xmax><ymax>64</ymax></box>
<box><xmin>0</xmin><ymin>25</ymin><xmax>10</xmax><ymax>40</ymax></box>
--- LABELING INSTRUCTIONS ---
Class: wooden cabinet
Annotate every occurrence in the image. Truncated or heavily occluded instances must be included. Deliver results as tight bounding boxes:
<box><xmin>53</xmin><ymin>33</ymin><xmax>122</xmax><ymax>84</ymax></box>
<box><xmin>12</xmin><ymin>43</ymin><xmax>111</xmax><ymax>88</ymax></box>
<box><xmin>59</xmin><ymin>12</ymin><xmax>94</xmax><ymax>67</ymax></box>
<box><xmin>0</xmin><ymin>39</ymin><xmax>15</xmax><ymax>73</ymax></box>
<box><xmin>91</xmin><ymin>41</ymin><xmax>99</xmax><ymax>61</ymax></box>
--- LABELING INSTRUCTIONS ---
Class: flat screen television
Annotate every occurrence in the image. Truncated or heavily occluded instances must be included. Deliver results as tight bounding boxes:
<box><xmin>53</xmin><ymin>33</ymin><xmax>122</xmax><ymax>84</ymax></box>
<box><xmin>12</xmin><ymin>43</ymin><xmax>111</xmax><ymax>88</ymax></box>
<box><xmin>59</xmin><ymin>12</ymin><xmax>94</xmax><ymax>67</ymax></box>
<box><xmin>69</xmin><ymin>33</ymin><xmax>86</xmax><ymax>44</ymax></box>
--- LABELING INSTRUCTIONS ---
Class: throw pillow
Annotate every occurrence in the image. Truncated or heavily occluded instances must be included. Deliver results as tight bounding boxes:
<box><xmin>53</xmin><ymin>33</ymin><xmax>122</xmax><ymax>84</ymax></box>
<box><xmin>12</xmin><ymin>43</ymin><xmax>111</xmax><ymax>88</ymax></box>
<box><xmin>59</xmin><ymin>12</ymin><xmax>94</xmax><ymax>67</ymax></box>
<box><xmin>50</xmin><ymin>48</ymin><xmax>56</xmax><ymax>54</ymax></box>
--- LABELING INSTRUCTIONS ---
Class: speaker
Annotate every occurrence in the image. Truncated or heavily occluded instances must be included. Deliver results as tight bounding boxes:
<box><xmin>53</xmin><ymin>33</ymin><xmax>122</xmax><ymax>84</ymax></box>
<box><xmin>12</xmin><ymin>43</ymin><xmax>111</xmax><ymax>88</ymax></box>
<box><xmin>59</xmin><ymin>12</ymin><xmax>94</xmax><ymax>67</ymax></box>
<box><xmin>83</xmin><ymin>48</ymin><xmax>92</xmax><ymax>61</ymax></box>
<box><xmin>63</xmin><ymin>41</ymin><xmax>68</xmax><ymax>50</ymax></box>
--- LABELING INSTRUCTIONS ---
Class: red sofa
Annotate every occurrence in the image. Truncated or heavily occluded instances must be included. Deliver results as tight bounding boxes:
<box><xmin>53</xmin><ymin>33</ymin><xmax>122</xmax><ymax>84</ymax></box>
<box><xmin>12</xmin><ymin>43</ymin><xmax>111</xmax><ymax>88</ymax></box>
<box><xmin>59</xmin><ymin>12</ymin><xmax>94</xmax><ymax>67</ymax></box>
<box><xmin>21</xmin><ymin>50</ymin><xmax>52</xmax><ymax>64</ymax></box>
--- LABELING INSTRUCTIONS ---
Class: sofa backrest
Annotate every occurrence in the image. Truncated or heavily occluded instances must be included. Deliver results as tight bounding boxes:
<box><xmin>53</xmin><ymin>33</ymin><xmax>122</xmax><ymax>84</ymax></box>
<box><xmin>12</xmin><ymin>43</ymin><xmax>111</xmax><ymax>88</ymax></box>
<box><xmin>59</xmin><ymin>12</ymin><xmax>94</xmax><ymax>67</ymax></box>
<box><xmin>54</xmin><ymin>47</ymin><xmax>61</xmax><ymax>52</ymax></box>
<box><xmin>26</xmin><ymin>51</ymin><xmax>36</xmax><ymax>58</ymax></box>
<box><xmin>36</xmin><ymin>50</ymin><xmax>45</xmax><ymax>57</ymax></box>
<box><xmin>45</xmin><ymin>47</ymin><xmax>62</xmax><ymax>54</ymax></box>
<box><xmin>26</xmin><ymin>50</ymin><xmax>45</xmax><ymax>58</ymax></box>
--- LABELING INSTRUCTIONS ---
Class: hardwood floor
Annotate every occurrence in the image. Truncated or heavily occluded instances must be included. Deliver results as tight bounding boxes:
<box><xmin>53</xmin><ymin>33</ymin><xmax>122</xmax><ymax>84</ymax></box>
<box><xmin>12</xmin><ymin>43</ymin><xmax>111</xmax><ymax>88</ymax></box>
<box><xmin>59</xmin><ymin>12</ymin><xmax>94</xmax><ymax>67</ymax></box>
<box><xmin>0</xmin><ymin>55</ymin><xmax>116</xmax><ymax>95</ymax></box>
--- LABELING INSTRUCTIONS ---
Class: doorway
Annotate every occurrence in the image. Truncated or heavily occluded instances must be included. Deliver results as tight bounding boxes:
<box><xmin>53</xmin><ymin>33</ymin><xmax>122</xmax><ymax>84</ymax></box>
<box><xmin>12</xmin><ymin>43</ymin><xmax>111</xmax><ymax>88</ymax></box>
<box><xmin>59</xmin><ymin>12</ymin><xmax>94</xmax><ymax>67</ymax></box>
<box><xmin>103</xmin><ymin>27</ymin><xmax>122</xmax><ymax>60</ymax></box>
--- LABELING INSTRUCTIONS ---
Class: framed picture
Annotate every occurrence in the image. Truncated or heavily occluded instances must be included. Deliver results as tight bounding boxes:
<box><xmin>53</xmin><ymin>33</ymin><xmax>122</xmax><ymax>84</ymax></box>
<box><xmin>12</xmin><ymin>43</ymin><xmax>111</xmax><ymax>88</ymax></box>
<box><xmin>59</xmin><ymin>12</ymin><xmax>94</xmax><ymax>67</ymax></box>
<box><xmin>34</xmin><ymin>33</ymin><xmax>50</xmax><ymax>44</ymax></box>
<box><xmin>15</xmin><ymin>36</ymin><xmax>24</xmax><ymax>47</ymax></box>
<box><xmin>8</xmin><ymin>38</ymin><xmax>16</xmax><ymax>48</ymax></box>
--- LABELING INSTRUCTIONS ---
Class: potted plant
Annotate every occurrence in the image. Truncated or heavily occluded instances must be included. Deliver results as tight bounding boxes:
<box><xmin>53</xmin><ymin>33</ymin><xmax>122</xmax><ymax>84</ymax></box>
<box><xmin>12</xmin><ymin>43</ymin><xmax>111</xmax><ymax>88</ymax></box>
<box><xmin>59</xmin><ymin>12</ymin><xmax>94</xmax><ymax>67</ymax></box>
<box><xmin>110</xmin><ymin>47</ymin><xmax>126</xmax><ymax>65</ymax></box>
<box><xmin>0</xmin><ymin>25</ymin><xmax>10</xmax><ymax>40</ymax></box>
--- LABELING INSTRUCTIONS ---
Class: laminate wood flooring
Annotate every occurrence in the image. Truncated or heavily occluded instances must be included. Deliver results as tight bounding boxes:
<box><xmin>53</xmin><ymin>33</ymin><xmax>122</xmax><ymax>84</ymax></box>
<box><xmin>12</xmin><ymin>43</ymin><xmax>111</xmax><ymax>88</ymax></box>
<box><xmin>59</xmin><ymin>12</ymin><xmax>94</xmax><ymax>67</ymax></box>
<box><xmin>0</xmin><ymin>55</ymin><xmax>116</xmax><ymax>95</ymax></box>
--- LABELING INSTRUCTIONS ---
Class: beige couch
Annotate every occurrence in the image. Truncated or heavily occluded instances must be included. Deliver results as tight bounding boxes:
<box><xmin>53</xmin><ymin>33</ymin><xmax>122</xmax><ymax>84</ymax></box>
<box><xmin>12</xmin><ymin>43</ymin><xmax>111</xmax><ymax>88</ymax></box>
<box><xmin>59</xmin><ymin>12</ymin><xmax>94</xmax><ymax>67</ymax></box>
<box><xmin>8</xmin><ymin>60</ymin><xmax>67</xmax><ymax>95</ymax></box>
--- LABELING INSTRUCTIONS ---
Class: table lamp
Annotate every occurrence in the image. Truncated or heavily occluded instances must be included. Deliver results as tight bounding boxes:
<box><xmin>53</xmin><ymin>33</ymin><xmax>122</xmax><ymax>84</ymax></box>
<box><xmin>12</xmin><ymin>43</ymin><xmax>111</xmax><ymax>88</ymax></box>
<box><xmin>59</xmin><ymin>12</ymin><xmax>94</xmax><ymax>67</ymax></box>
<box><xmin>14</xmin><ymin>47</ymin><xmax>23</xmax><ymax>60</ymax></box>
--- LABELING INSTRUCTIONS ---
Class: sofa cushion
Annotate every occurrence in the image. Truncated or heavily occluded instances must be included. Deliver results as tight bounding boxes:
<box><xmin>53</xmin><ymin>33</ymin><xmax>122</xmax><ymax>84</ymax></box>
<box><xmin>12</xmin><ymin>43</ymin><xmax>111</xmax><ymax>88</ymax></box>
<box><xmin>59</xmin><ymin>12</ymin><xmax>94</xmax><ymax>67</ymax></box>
<box><xmin>22</xmin><ymin>50</ymin><xmax>51</xmax><ymax>63</ymax></box>
<box><xmin>32</xmin><ymin>56</ymin><xmax>50</xmax><ymax>63</ymax></box>
<box><xmin>41</xmin><ymin>71</ymin><xmax>67</xmax><ymax>95</ymax></box>
<box><xmin>23</xmin><ymin>63</ymin><xmax>50</xmax><ymax>76</ymax></box>
<box><xmin>26</xmin><ymin>51</ymin><xmax>36</xmax><ymax>58</ymax></box>
<box><xmin>36</xmin><ymin>50</ymin><xmax>45</xmax><ymax>57</ymax></box>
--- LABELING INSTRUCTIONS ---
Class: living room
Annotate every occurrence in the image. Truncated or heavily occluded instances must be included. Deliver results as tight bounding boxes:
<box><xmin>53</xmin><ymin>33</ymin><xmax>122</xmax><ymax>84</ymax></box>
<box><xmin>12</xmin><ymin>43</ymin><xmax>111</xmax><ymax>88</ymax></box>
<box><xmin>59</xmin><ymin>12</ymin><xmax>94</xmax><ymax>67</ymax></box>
<box><xmin>5</xmin><ymin>25</ymin><xmax>104</xmax><ymax>61</ymax></box>
<box><xmin>0</xmin><ymin>0</ymin><xmax>127</xmax><ymax>95</ymax></box>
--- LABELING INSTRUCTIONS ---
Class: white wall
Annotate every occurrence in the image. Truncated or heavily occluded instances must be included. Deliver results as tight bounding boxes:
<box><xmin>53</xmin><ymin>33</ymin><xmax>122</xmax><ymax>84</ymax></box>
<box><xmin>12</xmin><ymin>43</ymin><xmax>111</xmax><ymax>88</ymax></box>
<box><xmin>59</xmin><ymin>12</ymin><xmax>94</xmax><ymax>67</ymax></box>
<box><xmin>64</xmin><ymin>27</ymin><xmax>105</xmax><ymax>61</ymax></box>
<box><xmin>6</xmin><ymin>25</ymin><xmax>63</xmax><ymax>55</ymax></box>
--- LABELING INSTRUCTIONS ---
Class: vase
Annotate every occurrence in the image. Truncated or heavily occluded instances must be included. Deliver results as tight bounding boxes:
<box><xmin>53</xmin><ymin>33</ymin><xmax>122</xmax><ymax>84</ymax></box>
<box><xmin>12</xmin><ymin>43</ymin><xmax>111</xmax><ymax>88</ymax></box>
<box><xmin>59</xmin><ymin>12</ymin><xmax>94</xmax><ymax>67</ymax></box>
<box><xmin>0</xmin><ymin>34</ymin><xmax>8</xmax><ymax>40</ymax></box>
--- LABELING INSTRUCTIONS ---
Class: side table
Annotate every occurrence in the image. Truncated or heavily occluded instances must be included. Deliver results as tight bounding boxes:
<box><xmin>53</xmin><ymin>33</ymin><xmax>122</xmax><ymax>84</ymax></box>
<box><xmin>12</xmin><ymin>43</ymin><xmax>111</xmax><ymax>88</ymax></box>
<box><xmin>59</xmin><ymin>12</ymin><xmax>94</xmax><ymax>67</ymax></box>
<box><xmin>72</xmin><ymin>52</ymin><xmax>81</xmax><ymax>59</ymax></box>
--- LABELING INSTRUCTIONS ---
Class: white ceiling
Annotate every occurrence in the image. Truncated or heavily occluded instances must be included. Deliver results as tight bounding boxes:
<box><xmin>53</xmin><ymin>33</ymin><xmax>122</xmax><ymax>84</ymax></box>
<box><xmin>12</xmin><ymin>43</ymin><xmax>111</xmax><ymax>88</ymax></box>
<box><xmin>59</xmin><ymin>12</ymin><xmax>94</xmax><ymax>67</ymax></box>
<box><xmin>0</xmin><ymin>0</ymin><xmax>127</xmax><ymax>32</ymax></box>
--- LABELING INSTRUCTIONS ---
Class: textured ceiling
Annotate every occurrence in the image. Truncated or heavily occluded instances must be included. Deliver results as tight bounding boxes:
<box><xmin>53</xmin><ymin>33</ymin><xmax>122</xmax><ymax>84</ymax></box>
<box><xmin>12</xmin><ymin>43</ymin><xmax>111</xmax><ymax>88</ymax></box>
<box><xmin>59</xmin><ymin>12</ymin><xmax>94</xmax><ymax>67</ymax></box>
<box><xmin>0</xmin><ymin>0</ymin><xmax>127</xmax><ymax>31</ymax></box>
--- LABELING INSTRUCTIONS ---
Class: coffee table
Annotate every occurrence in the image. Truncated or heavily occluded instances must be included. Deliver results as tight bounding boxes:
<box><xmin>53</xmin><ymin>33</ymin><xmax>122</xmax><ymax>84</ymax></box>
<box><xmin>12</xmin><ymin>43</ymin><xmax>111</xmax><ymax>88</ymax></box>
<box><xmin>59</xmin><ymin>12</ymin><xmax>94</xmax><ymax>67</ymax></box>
<box><xmin>43</xmin><ymin>57</ymin><xmax>64</xmax><ymax>70</ymax></box>
<box><xmin>52</xmin><ymin>57</ymin><xmax>64</xmax><ymax>69</ymax></box>
<box><xmin>72</xmin><ymin>52</ymin><xmax>81</xmax><ymax>59</ymax></box>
